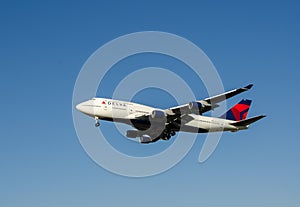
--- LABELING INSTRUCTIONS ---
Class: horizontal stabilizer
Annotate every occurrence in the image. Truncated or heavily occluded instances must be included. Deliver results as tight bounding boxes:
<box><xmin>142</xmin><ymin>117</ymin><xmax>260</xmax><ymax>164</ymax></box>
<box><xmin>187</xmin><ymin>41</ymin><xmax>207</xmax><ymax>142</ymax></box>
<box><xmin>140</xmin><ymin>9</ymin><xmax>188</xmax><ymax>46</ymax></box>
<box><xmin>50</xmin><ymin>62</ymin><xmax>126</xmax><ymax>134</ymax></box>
<box><xmin>231</xmin><ymin>115</ymin><xmax>266</xmax><ymax>126</ymax></box>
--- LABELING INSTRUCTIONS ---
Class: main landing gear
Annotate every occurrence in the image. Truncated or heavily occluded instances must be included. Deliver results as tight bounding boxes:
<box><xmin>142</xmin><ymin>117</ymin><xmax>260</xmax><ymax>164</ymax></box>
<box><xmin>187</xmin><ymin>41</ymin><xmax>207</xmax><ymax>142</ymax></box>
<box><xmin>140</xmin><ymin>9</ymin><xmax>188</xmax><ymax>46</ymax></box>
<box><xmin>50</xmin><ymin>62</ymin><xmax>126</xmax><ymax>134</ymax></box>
<box><xmin>95</xmin><ymin>116</ymin><xmax>100</xmax><ymax>127</ymax></box>
<box><xmin>161</xmin><ymin>130</ymin><xmax>176</xmax><ymax>140</ymax></box>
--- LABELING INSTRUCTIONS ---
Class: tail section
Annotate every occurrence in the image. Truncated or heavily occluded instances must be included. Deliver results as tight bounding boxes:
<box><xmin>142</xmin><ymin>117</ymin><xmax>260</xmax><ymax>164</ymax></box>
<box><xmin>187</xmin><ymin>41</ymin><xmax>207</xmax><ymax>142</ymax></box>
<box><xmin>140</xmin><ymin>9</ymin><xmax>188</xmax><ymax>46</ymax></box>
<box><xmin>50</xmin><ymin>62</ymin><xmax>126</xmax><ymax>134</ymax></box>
<box><xmin>230</xmin><ymin>115</ymin><xmax>266</xmax><ymax>127</ymax></box>
<box><xmin>220</xmin><ymin>99</ymin><xmax>252</xmax><ymax>121</ymax></box>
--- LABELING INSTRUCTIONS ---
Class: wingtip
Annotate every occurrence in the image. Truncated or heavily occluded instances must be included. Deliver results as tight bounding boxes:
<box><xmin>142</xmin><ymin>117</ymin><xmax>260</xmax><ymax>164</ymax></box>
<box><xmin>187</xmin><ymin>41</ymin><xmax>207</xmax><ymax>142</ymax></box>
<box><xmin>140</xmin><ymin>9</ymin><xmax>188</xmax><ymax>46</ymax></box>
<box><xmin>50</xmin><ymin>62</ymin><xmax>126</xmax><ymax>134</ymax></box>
<box><xmin>257</xmin><ymin>114</ymin><xmax>267</xmax><ymax>120</ymax></box>
<box><xmin>244</xmin><ymin>84</ymin><xmax>254</xmax><ymax>90</ymax></box>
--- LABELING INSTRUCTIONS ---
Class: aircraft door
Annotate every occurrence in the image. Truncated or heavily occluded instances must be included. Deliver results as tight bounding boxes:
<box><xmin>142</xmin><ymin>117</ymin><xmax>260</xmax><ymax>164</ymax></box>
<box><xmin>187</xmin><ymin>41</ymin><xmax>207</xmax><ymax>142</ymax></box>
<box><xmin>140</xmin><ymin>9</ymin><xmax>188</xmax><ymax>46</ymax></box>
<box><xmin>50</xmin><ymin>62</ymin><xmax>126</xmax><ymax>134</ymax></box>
<box><xmin>127</xmin><ymin>104</ymin><xmax>135</xmax><ymax>115</ymax></box>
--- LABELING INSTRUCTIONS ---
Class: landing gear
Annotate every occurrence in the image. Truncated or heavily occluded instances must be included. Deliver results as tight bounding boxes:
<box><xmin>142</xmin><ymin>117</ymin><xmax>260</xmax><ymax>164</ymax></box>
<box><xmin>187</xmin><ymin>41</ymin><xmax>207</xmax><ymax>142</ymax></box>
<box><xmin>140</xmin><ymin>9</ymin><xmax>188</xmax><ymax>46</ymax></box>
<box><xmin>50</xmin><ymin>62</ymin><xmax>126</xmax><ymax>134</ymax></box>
<box><xmin>170</xmin><ymin>130</ymin><xmax>176</xmax><ymax>136</ymax></box>
<box><xmin>166</xmin><ymin>134</ymin><xmax>171</xmax><ymax>140</ymax></box>
<box><xmin>161</xmin><ymin>130</ymin><xmax>174</xmax><ymax>140</ymax></box>
<box><xmin>161</xmin><ymin>134</ymin><xmax>171</xmax><ymax>140</ymax></box>
<box><xmin>161</xmin><ymin>130</ymin><xmax>176</xmax><ymax>140</ymax></box>
<box><xmin>95</xmin><ymin>116</ymin><xmax>100</xmax><ymax>127</ymax></box>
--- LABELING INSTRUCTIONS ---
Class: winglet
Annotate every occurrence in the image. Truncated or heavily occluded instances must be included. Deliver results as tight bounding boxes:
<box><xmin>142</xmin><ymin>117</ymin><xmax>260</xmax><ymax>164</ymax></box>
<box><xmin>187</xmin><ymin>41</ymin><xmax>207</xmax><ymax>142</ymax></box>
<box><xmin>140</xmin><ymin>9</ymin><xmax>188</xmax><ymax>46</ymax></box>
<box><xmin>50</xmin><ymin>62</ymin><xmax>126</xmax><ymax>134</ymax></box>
<box><xmin>244</xmin><ymin>84</ymin><xmax>253</xmax><ymax>90</ymax></box>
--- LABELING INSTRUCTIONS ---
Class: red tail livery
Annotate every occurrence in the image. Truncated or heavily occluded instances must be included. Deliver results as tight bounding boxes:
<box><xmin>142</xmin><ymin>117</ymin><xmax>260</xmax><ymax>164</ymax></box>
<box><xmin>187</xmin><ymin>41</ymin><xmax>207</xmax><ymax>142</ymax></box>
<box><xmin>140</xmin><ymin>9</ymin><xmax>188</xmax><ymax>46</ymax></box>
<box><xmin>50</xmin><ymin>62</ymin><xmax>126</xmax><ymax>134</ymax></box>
<box><xmin>220</xmin><ymin>99</ymin><xmax>252</xmax><ymax>121</ymax></box>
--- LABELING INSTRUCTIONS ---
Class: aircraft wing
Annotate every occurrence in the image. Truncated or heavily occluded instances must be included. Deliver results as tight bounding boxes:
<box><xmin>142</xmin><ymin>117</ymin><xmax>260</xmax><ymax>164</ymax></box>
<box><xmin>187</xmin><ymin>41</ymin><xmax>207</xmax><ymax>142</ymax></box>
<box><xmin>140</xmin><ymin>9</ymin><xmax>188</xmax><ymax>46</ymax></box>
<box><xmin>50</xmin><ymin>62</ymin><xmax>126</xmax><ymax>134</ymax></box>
<box><xmin>129</xmin><ymin>84</ymin><xmax>254</xmax><ymax>142</ymax></box>
<box><xmin>165</xmin><ymin>84</ymin><xmax>253</xmax><ymax>115</ymax></box>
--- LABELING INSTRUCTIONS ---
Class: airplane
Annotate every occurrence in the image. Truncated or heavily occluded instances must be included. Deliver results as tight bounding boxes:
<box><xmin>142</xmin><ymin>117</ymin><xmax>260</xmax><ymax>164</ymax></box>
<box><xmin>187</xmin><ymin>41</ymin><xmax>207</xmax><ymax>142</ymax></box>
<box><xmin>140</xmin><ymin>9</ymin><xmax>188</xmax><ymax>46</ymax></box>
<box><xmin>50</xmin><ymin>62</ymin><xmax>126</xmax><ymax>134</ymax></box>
<box><xmin>76</xmin><ymin>84</ymin><xmax>265</xmax><ymax>143</ymax></box>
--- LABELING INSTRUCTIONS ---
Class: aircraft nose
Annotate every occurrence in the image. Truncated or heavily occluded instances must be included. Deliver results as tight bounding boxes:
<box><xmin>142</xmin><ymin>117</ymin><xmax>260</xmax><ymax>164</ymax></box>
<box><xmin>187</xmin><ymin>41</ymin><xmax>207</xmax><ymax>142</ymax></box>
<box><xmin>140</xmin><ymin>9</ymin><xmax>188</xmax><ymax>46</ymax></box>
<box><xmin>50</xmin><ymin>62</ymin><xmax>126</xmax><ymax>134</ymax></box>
<box><xmin>75</xmin><ymin>100</ymin><xmax>95</xmax><ymax>116</ymax></box>
<box><xmin>76</xmin><ymin>102</ymin><xmax>85</xmax><ymax>113</ymax></box>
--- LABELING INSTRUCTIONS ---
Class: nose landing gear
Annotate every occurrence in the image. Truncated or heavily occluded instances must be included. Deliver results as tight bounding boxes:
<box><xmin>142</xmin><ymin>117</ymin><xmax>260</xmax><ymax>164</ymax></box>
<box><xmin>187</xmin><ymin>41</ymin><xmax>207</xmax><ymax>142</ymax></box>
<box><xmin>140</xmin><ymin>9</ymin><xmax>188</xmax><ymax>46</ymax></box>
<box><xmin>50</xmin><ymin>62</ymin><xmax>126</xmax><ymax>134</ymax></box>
<box><xmin>95</xmin><ymin>116</ymin><xmax>100</xmax><ymax>127</ymax></box>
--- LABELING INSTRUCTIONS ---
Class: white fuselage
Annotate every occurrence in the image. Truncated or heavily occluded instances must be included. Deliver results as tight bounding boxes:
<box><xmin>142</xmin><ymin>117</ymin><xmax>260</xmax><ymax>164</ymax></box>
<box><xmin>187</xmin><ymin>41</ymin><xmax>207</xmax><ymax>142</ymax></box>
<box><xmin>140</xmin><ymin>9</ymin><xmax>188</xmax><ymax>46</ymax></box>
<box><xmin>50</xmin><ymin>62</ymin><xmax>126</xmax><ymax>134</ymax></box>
<box><xmin>76</xmin><ymin>98</ymin><xmax>244</xmax><ymax>133</ymax></box>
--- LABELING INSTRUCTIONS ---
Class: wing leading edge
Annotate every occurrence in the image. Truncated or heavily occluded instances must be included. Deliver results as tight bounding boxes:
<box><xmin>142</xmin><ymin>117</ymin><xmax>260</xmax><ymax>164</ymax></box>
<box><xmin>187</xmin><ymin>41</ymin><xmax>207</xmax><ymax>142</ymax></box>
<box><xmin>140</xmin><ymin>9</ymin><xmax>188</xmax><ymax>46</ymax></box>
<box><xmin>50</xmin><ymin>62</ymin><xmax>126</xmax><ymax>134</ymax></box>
<box><xmin>166</xmin><ymin>84</ymin><xmax>253</xmax><ymax>116</ymax></box>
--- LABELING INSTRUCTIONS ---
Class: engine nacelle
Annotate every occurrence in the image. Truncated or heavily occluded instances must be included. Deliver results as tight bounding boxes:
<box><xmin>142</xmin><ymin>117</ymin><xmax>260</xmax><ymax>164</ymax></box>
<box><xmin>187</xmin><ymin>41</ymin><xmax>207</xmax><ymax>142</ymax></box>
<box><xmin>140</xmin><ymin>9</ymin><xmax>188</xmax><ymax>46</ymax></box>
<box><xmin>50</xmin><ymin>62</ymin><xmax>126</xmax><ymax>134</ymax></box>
<box><xmin>188</xmin><ymin>101</ymin><xmax>203</xmax><ymax>114</ymax></box>
<box><xmin>140</xmin><ymin>135</ymin><xmax>152</xmax><ymax>143</ymax></box>
<box><xmin>151</xmin><ymin>109</ymin><xmax>166</xmax><ymax>119</ymax></box>
<box><xmin>126</xmin><ymin>130</ymin><xmax>139</xmax><ymax>138</ymax></box>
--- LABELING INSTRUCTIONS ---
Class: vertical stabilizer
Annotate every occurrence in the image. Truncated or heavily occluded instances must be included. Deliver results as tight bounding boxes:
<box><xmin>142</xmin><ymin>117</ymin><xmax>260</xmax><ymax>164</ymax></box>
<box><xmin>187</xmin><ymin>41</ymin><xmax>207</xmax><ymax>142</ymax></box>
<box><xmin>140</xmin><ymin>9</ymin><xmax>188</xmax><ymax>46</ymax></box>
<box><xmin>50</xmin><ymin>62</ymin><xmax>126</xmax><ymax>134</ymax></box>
<box><xmin>220</xmin><ymin>99</ymin><xmax>252</xmax><ymax>121</ymax></box>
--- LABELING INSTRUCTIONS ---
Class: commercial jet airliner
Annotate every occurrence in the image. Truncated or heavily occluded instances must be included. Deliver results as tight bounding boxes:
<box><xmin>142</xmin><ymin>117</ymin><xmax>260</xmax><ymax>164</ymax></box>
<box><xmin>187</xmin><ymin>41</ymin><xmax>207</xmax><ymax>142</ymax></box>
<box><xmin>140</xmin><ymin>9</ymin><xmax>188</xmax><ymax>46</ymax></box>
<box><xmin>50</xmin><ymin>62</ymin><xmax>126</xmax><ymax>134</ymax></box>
<box><xmin>76</xmin><ymin>84</ymin><xmax>265</xmax><ymax>143</ymax></box>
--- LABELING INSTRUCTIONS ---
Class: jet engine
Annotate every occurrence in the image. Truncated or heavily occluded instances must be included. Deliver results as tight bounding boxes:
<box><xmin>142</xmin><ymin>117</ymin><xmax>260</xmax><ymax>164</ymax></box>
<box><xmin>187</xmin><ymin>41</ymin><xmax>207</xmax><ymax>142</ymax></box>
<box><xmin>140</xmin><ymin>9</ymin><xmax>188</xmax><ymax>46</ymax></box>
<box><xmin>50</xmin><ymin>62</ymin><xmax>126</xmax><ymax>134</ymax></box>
<box><xmin>151</xmin><ymin>109</ymin><xmax>166</xmax><ymax>119</ymax></box>
<box><xmin>126</xmin><ymin>130</ymin><xmax>139</xmax><ymax>138</ymax></box>
<box><xmin>188</xmin><ymin>101</ymin><xmax>203</xmax><ymax>114</ymax></box>
<box><xmin>139</xmin><ymin>135</ymin><xmax>153</xmax><ymax>143</ymax></box>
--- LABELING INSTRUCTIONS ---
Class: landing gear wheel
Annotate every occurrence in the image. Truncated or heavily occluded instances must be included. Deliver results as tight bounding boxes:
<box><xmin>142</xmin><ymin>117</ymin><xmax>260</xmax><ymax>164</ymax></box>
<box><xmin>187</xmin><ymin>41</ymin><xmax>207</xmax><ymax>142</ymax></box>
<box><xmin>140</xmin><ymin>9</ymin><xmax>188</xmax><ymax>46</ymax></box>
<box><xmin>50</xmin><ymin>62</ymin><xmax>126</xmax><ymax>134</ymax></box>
<box><xmin>94</xmin><ymin>116</ymin><xmax>100</xmax><ymax>127</ymax></box>
<box><xmin>161</xmin><ymin>133</ymin><xmax>171</xmax><ymax>140</ymax></box>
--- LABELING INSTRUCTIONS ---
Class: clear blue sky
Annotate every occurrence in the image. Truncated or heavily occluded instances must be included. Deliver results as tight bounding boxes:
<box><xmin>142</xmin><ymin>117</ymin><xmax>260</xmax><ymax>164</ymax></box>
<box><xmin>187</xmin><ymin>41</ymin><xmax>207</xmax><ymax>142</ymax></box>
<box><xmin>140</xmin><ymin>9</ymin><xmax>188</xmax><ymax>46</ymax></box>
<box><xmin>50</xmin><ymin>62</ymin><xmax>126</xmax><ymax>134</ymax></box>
<box><xmin>1</xmin><ymin>1</ymin><xmax>300</xmax><ymax>206</ymax></box>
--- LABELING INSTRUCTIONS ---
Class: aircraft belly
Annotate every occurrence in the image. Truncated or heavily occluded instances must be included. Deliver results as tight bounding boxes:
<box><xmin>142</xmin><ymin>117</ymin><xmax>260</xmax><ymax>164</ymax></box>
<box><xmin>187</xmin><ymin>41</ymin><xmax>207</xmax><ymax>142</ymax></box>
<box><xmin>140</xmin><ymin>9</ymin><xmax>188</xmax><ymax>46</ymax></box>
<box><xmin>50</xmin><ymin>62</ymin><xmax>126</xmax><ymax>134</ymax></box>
<box><xmin>179</xmin><ymin>120</ymin><xmax>209</xmax><ymax>133</ymax></box>
<box><xmin>182</xmin><ymin>119</ymin><xmax>232</xmax><ymax>133</ymax></box>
